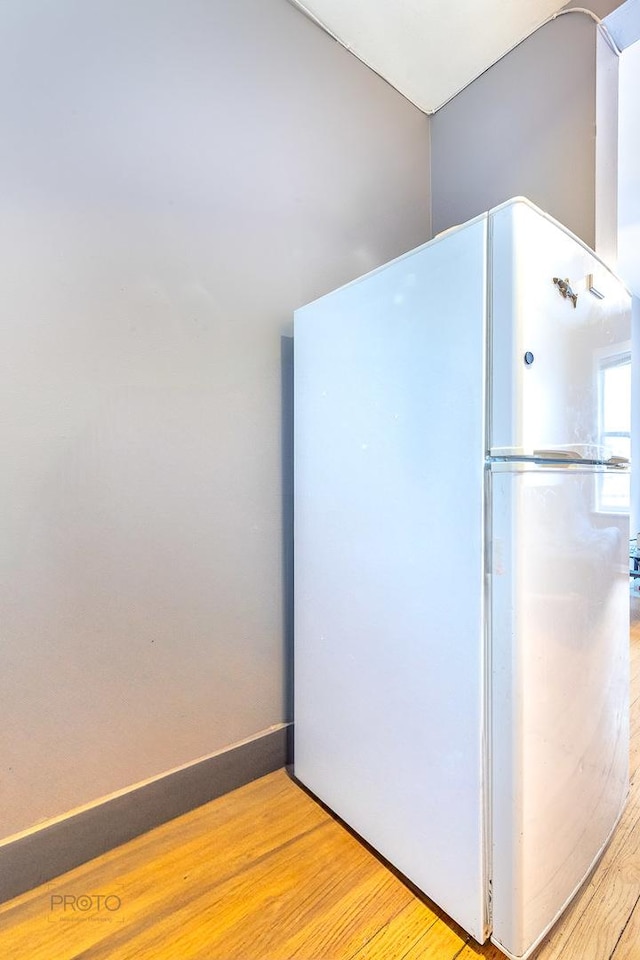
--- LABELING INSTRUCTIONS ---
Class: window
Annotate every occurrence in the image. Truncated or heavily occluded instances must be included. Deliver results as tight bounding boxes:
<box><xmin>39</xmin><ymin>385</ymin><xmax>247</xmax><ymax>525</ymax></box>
<box><xmin>597</xmin><ymin>351</ymin><xmax>631</xmax><ymax>512</ymax></box>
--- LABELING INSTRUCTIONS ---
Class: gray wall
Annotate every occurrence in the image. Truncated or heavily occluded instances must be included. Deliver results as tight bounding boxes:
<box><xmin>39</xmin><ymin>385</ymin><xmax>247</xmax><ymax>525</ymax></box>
<box><xmin>430</xmin><ymin>6</ymin><xmax>622</xmax><ymax>246</ymax></box>
<box><xmin>0</xmin><ymin>0</ymin><xmax>430</xmax><ymax>838</ymax></box>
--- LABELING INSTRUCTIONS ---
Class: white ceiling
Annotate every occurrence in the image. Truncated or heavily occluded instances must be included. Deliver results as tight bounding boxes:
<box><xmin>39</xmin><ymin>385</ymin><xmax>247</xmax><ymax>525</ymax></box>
<box><xmin>290</xmin><ymin>0</ymin><xmax>573</xmax><ymax>113</ymax></box>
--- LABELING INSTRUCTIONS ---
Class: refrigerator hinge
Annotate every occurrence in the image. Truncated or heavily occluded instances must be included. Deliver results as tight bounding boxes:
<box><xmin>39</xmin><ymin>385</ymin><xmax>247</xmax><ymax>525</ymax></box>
<box><xmin>485</xmin><ymin>877</ymin><xmax>493</xmax><ymax>936</ymax></box>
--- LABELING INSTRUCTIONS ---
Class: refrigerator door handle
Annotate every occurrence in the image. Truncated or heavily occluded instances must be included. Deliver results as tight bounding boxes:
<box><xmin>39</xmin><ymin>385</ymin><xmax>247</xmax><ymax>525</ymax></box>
<box><xmin>532</xmin><ymin>449</ymin><xmax>583</xmax><ymax>461</ymax></box>
<box><xmin>587</xmin><ymin>274</ymin><xmax>606</xmax><ymax>299</ymax></box>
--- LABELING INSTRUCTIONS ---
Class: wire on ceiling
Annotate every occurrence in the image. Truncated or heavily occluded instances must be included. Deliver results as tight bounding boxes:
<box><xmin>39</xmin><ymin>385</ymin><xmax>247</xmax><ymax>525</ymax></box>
<box><xmin>432</xmin><ymin>6</ymin><xmax>622</xmax><ymax>113</ymax></box>
<box><xmin>286</xmin><ymin>1</ymin><xmax>622</xmax><ymax>114</ymax></box>
<box><xmin>548</xmin><ymin>8</ymin><xmax>621</xmax><ymax>57</ymax></box>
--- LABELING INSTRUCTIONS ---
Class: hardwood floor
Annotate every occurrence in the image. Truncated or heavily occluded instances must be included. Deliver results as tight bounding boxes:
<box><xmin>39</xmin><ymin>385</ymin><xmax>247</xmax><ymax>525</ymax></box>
<box><xmin>2</xmin><ymin>599</ymin><xmax>640</xmax><ymax>960</ymax></box>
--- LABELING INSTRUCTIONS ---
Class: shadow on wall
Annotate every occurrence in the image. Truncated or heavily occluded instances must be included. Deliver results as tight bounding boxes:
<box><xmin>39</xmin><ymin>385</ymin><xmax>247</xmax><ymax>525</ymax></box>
<box><xmin>281</xmin><ymin>335</ymin><xmax>295</xmax><ymax>733</ymax></box>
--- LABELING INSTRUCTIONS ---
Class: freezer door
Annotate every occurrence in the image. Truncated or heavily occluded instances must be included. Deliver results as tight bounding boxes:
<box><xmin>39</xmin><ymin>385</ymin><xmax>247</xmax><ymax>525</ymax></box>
<box><xmin>490</xmin><ymin>463</ymin><xmax>629</xmax><ymax>959</ymax></box>
<box><xmin>490</xmin><ymin>199</ymin><xmax>631</xmax><ymax>457</ymax></box>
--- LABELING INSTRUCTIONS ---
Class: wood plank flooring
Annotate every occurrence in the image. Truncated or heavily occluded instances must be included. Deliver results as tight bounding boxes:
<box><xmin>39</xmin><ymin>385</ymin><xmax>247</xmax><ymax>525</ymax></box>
<box><xmin>2</xmin><ymin>599</ymin><xmax>639</xmax><ymax>960</ymax></box>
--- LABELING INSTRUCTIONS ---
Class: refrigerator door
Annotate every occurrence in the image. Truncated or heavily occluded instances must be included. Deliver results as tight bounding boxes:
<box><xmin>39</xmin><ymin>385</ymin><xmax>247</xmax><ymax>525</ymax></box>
<box><xmin>295</xmin><ymin>216</ymin><xmax>489</xmax><ymax>942</ymax></box>
<box><xmin>490</xmin><ymin>462</ymin><xmax>629</xmax><ymax>959</ymax></box>
<box><xmin>490</xmin><ymin>199</ymin><xmax>631</xmax><ymax>458</ymax></box>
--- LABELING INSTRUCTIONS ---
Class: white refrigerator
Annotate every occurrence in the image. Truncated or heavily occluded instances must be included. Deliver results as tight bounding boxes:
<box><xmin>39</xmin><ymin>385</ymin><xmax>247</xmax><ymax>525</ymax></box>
<box><xmin>293</xmin><ymin>198</ymin><xmax>631</xmax><ymax>960</ymax></box>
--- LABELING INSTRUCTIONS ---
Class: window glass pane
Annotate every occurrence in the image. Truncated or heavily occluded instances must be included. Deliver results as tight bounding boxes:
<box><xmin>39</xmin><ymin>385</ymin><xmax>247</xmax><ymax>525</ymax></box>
<box><xmin>600</xmin><ymin>471</ymin><xmax>630</xmax><ymax>510</ymax></box>
<box><xmin>602</xmin><ymin>360</ymin><xmax>631</xmax><ymax>433</ymax></box>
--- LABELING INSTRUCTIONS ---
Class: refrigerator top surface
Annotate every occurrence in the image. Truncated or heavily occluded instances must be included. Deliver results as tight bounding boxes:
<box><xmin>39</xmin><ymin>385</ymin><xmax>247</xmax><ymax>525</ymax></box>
<box><xmin>295</xmin><ymin>197</ymin><xmax>629</xmax><ymax>317</ymax></box>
